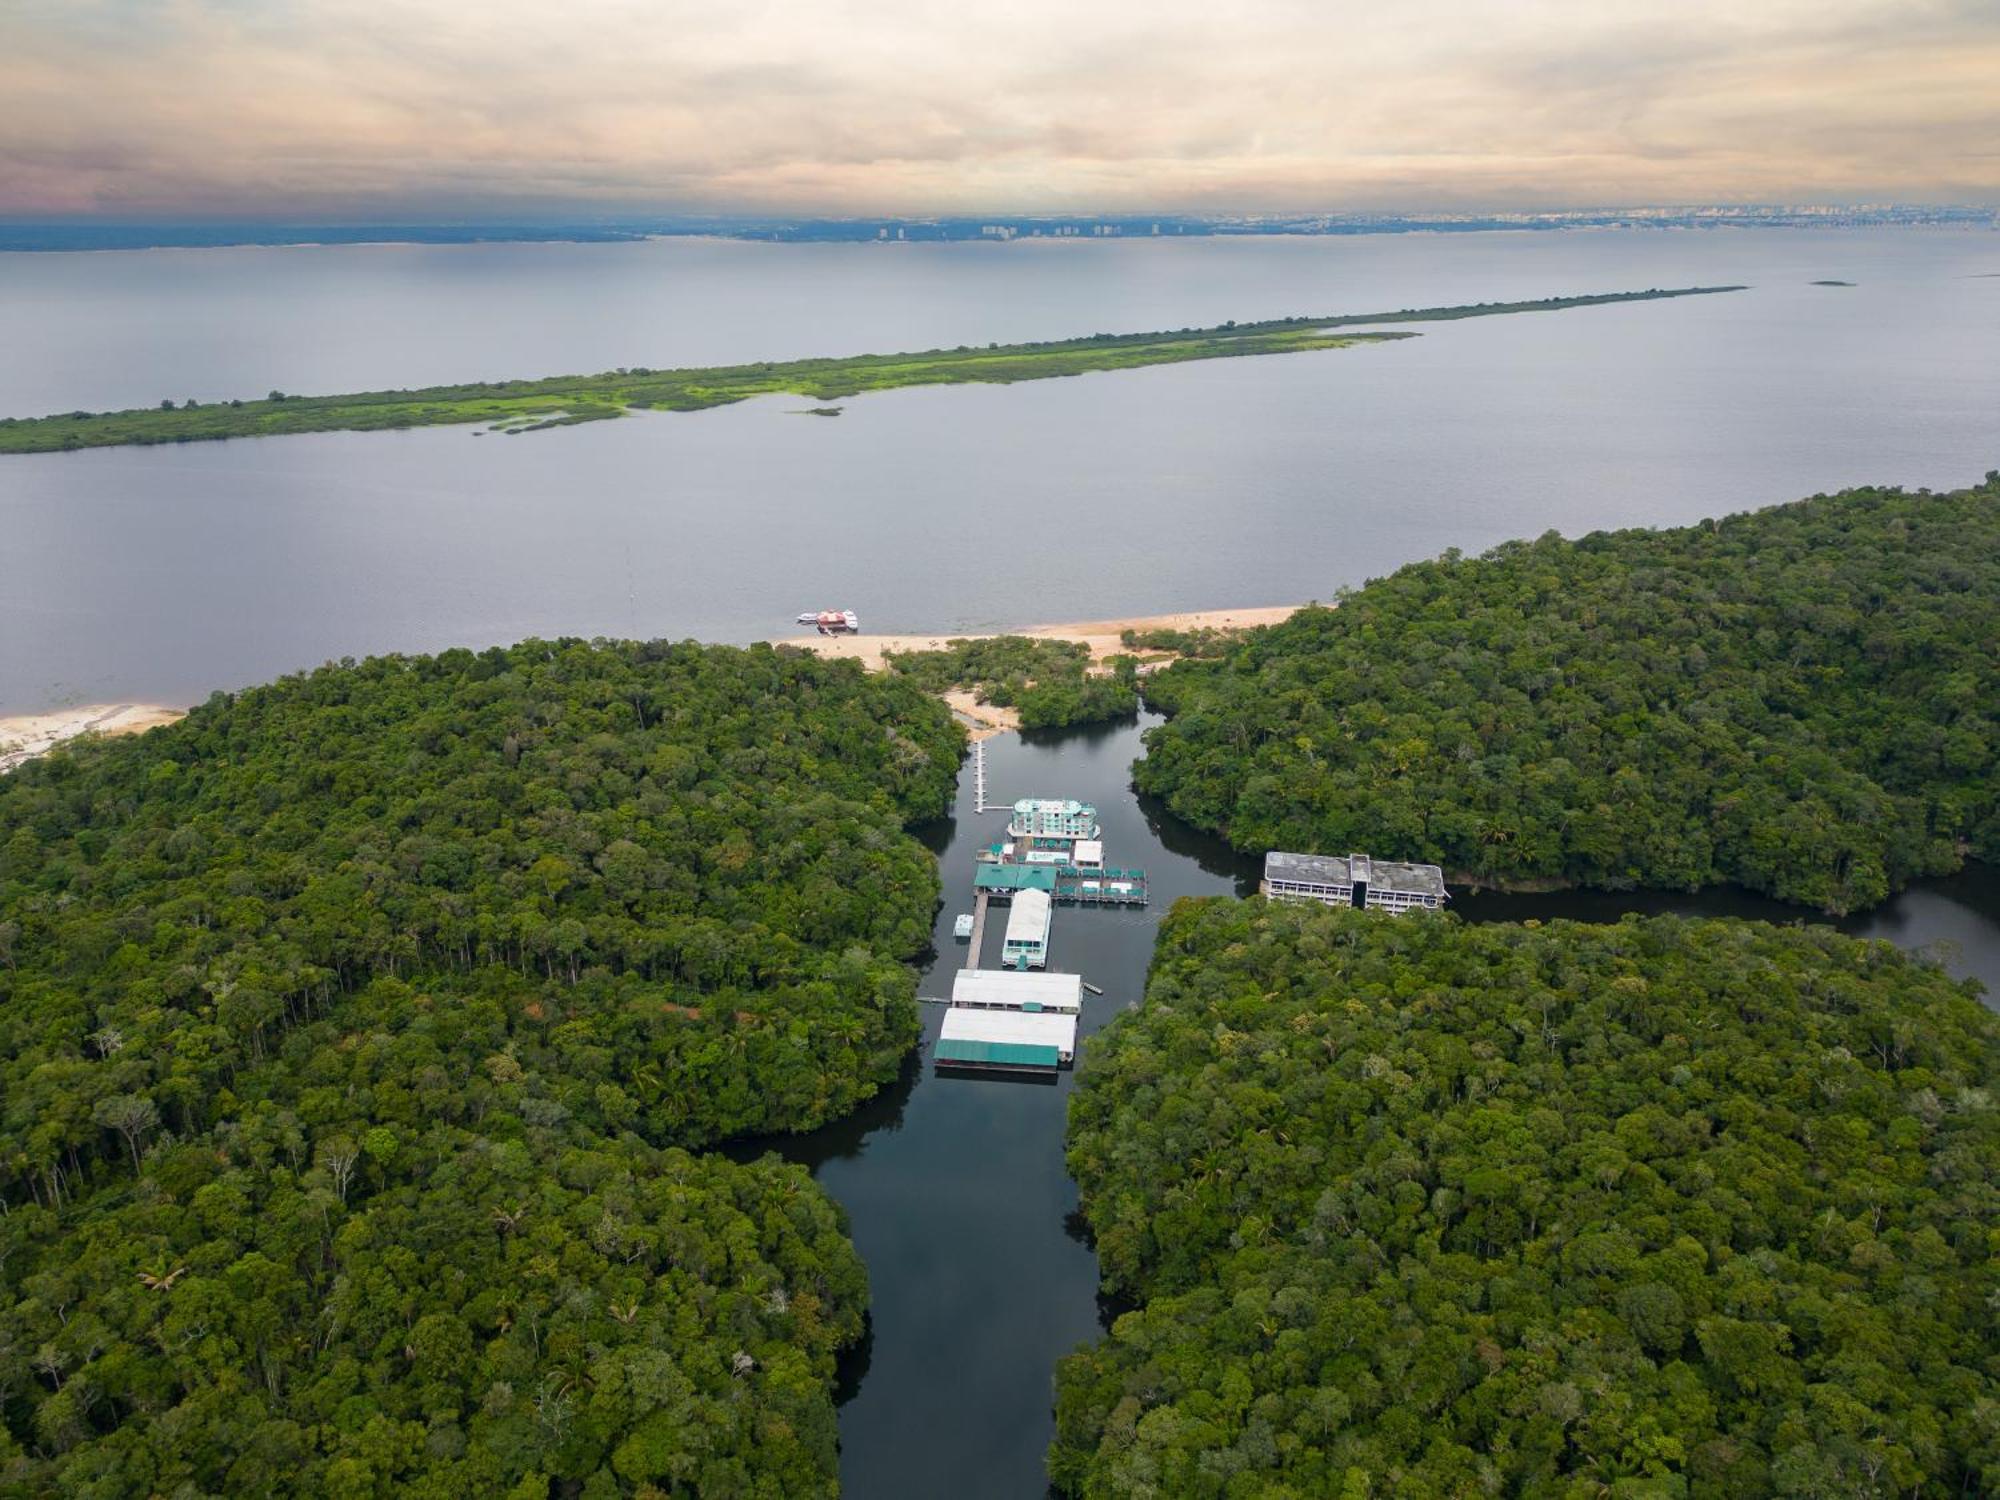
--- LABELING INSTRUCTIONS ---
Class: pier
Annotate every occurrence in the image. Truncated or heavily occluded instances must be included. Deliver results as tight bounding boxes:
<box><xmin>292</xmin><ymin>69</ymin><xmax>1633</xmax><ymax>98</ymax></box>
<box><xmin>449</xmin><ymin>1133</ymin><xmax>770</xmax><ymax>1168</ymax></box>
<box><xmin>971</xmin><ymin>740</ymin><xmax>1001</xmax><ymax>814</ymax></box>
<box><xmin>963</xmin><ymin>891</ymin><xmax>993</xmax><ymax>968</ymax></box>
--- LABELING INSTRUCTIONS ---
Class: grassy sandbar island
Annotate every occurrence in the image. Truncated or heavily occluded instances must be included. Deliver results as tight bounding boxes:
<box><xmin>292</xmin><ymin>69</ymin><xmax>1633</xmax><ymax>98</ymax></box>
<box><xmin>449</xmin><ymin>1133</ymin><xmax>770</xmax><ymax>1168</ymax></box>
<box><xmin>0</xmin><ymin>286</ymin><xmax>1743</xmax><ymax>455</ymax></box>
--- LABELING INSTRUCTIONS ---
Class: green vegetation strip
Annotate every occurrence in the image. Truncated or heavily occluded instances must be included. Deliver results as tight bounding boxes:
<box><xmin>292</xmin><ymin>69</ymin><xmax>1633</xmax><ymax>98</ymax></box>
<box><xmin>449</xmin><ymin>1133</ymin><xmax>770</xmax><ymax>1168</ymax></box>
<box><xmin>884</xmin><ymin>635</ymin><xmax>1140</xmax><ymax>730</ymax></box>
<box><xmin>0</xmin><ymin>640</ymin><xmax>962</xmax><ymax>1494</ymax></box>
<box><xmin>1054</xmin><ymin>897</ymin><xmax>1999</xmax><ymax>1496</ymax></box>
<box><xmin>1136</xmin><ymin>476</ymin><xmax>2000</xmax><ymax>913</ymax></box>
<box><xmin>0</xmin><ymin>286</ymin><xmax>1743</xmax><ymax>454</ymax></box>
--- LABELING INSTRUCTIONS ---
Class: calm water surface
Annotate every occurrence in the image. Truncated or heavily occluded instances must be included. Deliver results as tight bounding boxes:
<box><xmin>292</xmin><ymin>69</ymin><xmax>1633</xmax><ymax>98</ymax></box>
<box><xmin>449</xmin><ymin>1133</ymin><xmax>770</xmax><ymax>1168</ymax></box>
<box><xmin>731</xmin><ymin>715</ymin><xmax>1998</xmax><ymax>1498</ymax></box>
<box><xmin>5</xmin><ymin>233</ymin><xmax>1997</xmax><ymax>1496</ymax></box>
<box><xmin>4</xmin><ymin>229</ymin><xmax>1998</xmax><ymax>711</ymax></box>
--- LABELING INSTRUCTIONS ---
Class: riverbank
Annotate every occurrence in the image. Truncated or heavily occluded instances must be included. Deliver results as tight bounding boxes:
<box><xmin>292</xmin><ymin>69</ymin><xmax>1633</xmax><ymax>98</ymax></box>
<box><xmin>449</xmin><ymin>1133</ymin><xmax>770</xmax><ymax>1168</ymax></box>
<box><xmin>0</xmin><ymin>703</ymin><xmax>185</xmax><ymax>773</ymax></box>
<box><xmin>0</xmin><ymin>287</ymin><xmax>1742</xmax><ymax>453</ymax></box>
<box><xmin>776</xmin><ymin>603</ymin><xmax>1304</xmax><ymax>671</ymax></box>
<box><xmin>777</xmin><ymin>604</ymin><xmax>1305</xmax><ymax>739</ymax></box>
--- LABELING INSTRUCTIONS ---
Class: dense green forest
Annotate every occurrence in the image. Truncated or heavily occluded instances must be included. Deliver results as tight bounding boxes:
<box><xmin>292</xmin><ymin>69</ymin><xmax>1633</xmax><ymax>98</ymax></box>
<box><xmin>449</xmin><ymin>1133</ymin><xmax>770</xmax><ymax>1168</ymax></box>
<box><xmin>883</xmin><ymin>636</ymin><xmax>1140</xmax><ymax>729</ymax></box>
<box><xmin>0</xmin><ymin>287</ymin><xmax>1739</xmax><ymax>454</ymax></box>
<box><xmin>0</xmin><ymin>640</ymin><xmax>963</xmax><ymax>1495</ymax></box>
<box><xmin>1054</xmin><ymin>898</ymin><xmax>1999</xmax><ymax>1498</ymax></box>
<box><xmin>1118</xmin><ymin>624</ymin><xmax>1253</xmax><ymax>660</ymax></box>
<box><xmin>1136</xmin><ymin>479</ymin><xmax>2000</xmax><ymax>913</ymax></box>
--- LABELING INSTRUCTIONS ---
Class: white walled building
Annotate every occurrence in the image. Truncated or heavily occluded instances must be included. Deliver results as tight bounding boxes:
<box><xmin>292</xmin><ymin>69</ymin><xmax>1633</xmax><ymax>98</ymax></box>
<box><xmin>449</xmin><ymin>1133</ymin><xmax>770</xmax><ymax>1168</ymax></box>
<box><xmin>1007</xmin><ymin>798</ymin><xmax>1100</xmax><ymax>843</ymax></box>
<box><xmin>1262</xmin><ymin>851</ymin><xmax>1447</xmax><ymax>913</ymax></box>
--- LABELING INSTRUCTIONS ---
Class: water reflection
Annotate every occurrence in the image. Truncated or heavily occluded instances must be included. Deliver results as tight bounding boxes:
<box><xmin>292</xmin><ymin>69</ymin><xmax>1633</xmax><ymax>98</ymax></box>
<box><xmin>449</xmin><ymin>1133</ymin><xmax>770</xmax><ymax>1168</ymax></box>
<box><xmin>1457</xmin><ymin>864</ymin><xmax>2000</xmax><ymax>999</ymax></box>
<box><xmin>748</xmin><ymin>714</ymin><xmax>1998</xmax><ymax>1498</ymax></box>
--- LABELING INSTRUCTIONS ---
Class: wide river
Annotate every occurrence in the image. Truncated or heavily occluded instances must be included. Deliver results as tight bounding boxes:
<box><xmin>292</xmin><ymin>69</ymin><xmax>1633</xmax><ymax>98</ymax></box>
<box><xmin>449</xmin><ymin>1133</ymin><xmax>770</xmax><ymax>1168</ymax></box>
<box><xmin>3</xmin><ymin>230</ymin><xmax>1997</xmax><ymax>1495</ymax></box>
<box><xmin>2</xmin><ymin>228</ymin><xmax>1997</xmax><ymax>711</ymax></box>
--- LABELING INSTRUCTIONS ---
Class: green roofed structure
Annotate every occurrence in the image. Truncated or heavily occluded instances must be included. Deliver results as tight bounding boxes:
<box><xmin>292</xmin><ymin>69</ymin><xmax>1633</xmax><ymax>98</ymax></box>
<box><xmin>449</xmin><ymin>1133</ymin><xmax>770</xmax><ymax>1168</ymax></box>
<box><xmin>935</xmin><ymin>1039</ymin><xmax>1063</xmax><ymax>1071</ymax></box>
<box><xmin>936</xmin><ymin>1005</ymin><xmax>1077</xmax><ymax>1072</ymax></box>
<box><xmin>974</xmin><ymin>863</ymin><xmax>1059</xmax><ymax>894</ymax></box>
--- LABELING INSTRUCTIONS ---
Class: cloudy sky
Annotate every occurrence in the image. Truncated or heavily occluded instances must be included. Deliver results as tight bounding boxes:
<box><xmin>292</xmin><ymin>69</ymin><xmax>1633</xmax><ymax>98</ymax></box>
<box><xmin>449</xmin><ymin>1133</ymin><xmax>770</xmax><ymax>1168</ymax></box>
<box><xmin>4</xmin><ymin>0</ymin><xmax>1997</xmax><ymax>217</ymax></box>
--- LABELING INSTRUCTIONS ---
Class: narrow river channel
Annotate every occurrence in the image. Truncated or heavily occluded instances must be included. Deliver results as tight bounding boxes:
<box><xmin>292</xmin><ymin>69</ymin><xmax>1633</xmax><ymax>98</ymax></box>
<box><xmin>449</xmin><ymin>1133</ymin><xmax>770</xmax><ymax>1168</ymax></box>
<box><xmin>731</xmin><ymin>713</ymin><xmax>2000</xmax><ymax>1499</ymax></box>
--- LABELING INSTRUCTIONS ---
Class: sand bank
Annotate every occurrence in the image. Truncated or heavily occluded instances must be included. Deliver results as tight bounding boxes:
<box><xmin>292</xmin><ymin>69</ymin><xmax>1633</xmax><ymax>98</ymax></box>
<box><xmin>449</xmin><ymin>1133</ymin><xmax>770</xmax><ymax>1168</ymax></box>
<box><xmin>0</xmin><ymin>703</ymin><xmax>185</xmax><ymax>774</ymax></box>
<box><xmin>775</xmin><ymin>604</ymin><xmax>1309</xmax><ymax>742</ymax></box>
<box><xmin>772</xmin><ymin>604</ymin><xmax>1307</xmax><ymax>675</ymax></box>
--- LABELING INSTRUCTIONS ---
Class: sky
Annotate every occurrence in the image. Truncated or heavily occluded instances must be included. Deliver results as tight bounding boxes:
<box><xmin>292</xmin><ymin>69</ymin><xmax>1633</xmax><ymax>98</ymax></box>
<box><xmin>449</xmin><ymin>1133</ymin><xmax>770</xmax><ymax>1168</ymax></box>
<box><xmin>4</xmin><ymin>0</ymin><xmax>1998</xmax><ymax>218</ymax></box>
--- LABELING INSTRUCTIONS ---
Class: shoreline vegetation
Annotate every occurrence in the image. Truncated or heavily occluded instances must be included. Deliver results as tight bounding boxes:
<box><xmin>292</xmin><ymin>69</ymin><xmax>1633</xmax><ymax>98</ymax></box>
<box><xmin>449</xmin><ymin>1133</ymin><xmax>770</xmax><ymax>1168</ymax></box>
<box><xmin>0</xmin><ymin>607</ymin><xmax>1298</xmax><ymax>771</ymax></box>
<box><xmin>0</xmin><ymin>702</ymin><xmax>185</xmax><ymax>773</ymax></box>
<box><xmin>1135</xmin><ymin>478</ymin><xmax>2000</xmax><ymax>914</ymax></box>
<box><xmin>1053</xmin><ymin>898</ymin><xmax>2000</xmax><ymax>1495</ymax></box>
<box><xmin>776</xmin><ymin>604</ymin><xmax>1304</xmax><ymax>739</ymax></box>
<box><xmin>0</xmin><ymin>641</ymin><xmax>964</xmax><ymax>1494</ymax></box>
<box><xmin>0</xmin><ymin>286</ymin><xmax>1744</xmax><ymax>455</ymax></box>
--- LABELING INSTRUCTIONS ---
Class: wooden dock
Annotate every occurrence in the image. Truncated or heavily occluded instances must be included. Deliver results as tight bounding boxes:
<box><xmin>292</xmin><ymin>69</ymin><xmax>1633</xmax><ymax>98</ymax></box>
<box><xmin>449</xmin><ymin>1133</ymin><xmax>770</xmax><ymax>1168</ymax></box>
<box><xmin>963</xmin><ymin>891</ymin><xmax>992</xmax><ymax>968</ymax></box>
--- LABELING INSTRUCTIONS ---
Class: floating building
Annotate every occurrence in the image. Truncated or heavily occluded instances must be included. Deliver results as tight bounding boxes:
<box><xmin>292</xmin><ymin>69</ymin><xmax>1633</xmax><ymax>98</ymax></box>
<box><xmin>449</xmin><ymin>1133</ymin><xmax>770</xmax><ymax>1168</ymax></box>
<box><xmin>975</xmin><ymin>861</ymin><xmax>1057</xmax><ymax>895</ymax></box>
<box><xmin>1262</xmin><ymin>851</ymin><xmax>1447</xmax><ymax>913</ymax></box>
<box><xmin>936</xmin><ymin>1004</ymin><xmax>1078</xmax><ymax>1072</ymax></box>
<box><xmin>1008</xmin><ymin>798</ymin><xmax>1100</xmax><ymax>844</ymax></box>
<box><xmin>950</xmin><ymin>968</ymin><xmax>1083</xmax><ymax>1013</ymax></box>
<box><xmin>1002</xmin><ymin>888</ymin><xmax>1053</xmax><ymax>968</ymax></box>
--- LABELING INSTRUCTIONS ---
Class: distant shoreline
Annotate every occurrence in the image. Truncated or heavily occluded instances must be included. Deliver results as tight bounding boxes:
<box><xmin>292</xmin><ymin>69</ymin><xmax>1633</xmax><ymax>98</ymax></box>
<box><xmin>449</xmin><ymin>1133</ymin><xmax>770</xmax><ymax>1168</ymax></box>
<box><xmin>3</xmin><ymin>208</ymin><xmax>1993</xmax><ymax>254</ymax></box>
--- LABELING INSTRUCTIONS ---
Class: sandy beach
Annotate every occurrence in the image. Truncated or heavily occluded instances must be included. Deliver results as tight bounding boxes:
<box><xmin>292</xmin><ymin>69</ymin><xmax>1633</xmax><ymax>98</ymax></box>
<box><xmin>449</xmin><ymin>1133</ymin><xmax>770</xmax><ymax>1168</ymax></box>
<box><xmin>775</xmin><ymin>603</ymin><xmax>1309</xmax><ymax>740</ymax></box>
<box><xmin>0</xmin><ymin>703</ymin><xmax>185</xmax><ymax>774</ymax></box>
<box><xmin>0</xmin><ymin>607</ymin><xmax>1305</xmax><ymax>765</ymax></box>
<box><xmin>773</xmin><ymin>604</ymin><xmax>1307</xmax><ymax>673</ymax></box>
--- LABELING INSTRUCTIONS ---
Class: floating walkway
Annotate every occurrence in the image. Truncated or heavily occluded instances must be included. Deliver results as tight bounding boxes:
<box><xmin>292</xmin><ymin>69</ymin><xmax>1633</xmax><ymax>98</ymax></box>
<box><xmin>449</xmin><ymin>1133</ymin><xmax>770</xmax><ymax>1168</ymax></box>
<box><xmin>1054</xmin><ymin>868</ymin><xmax>1148</xmax><ymax>906</ymax></box>
<box><xmin>971</xmin><ymin>740</ymin><xmax>1003</xmax><ymax>814</ymax></box>
<box><xmin>962</xmin><ymin>891</ymin><xmax>993</xmax><ymax>968</ymax></box>
<box><xmin>975</xmin><ymin>859</ymin><xmax>1148</xmax><ymax>906</ymax></box>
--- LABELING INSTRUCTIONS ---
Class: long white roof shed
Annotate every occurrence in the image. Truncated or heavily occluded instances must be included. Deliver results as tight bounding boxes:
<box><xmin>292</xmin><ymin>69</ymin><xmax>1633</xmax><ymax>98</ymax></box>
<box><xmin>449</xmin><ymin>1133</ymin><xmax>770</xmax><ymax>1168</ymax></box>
<box><xmin>950</xmin><ymin>969</ymin><xmax>1084</xmax><ymax>1013</ymax></box>
<box><xmin>936</xmin><ymin>1005</ymin><xmax>1078</xmax><ymax>1069</ymax></box>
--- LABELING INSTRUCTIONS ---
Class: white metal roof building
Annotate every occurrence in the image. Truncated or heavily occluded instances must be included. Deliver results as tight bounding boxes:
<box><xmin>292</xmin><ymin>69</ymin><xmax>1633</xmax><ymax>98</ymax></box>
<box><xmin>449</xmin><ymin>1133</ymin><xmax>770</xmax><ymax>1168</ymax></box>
<box><xmin>951</xmin><ymin>969</ymin><xmax>1083</xmax><ymax>1013</ymax></box>
<box><xmin>936</xmin><ymin>1005</ymin><xmax>1078</xmax><ymax>1070</ymax></box>
<box><xmin>1262</xmin><ymin>851</ymin><xmax>1447</xmax><ymax>913</ymax></box>
<box><xmin>1072</xmin><ymin>839</ymin><xmax>1104</xmax><ymax>870</ymax></box>
<box><xmin>1002</xmin><ymin>887</ymin><xmax>1053</xmax><ymax>968</ymax></box>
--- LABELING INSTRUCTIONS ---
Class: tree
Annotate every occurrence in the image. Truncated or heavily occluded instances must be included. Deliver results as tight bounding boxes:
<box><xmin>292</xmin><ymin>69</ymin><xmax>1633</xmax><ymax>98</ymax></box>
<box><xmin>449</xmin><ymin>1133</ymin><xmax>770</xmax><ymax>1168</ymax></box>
<box><xmin>1136</xmin><ymin>479</ymin><xmax>2000</xmax><ymax>913</ymax></box>
<box><xmin>0</xmin><ymin>638</ymin><xmax>963</xmax><ymax>1495</ymax></box>
<box><xmin>1052</xmin><ymin>898</ymin><xmax>1999</xmax><ymax>1496</ymax></box>
<box><xmin>91</xmin><ymin>1093</ymin><xmax>158</xmax><ymax>1171</ymax></box>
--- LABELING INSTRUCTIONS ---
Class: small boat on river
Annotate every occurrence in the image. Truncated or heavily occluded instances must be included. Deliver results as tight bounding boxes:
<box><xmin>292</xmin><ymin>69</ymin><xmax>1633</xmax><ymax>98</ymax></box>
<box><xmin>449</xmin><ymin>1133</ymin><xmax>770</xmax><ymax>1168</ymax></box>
<box><xmin>795</xmin><ymin>609</ymin><xmax>860</xmax><ymax>634</ymax></box>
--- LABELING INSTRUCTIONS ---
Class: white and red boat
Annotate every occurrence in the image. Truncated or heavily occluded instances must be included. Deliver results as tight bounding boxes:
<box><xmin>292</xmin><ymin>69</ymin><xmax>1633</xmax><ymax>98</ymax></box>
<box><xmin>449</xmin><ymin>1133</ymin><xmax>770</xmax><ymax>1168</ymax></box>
<box><xmin>795</xmin><ymin>609</ymin><xmax>861</xmax><ymax>634</ymax></box>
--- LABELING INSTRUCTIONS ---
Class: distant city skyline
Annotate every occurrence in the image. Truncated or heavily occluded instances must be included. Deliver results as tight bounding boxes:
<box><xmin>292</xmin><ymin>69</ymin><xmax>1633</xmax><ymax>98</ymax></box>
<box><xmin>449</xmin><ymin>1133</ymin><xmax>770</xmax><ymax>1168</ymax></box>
<box><xmin>5</xmin><ymin>1</ymin><xmax>1998</xmax><ymax>218</ymax></box>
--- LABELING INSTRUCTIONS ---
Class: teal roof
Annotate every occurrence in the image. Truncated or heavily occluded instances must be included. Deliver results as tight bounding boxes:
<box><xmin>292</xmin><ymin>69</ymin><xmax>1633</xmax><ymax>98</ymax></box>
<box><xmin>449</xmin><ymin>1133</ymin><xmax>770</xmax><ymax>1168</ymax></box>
<box><xmin>937</xmin><ymin>1039</ymin><xmax>1061</xmax><ymax>1068</ymax></box>
<box><xmin>974</xmin><ymin>865</ymin><xmax>1058</xmax><ymax>892</ymax></box>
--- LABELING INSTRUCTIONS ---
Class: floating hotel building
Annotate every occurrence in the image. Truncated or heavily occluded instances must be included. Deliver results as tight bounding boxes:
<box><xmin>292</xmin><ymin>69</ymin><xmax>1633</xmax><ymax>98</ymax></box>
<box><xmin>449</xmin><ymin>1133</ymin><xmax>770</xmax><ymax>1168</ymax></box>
<box><xmin>1262</xmin><ymin>851</ymin><xmax>1447</xmax><ymax>913</ymax></box>
<box><xmin>936</xmin><ymin>969</ymin><xmax>1083</xmax><ymax>1072</ymax></box>
<box><xmin>1002</xmin><ymin>887</ymin><xmax>1053</xmax><ymax>968</ymax></box>
<box><xmin>1008</xmin><ymin>798</ymin><xmax>1100</xmax><ymax>845</ymax></box>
